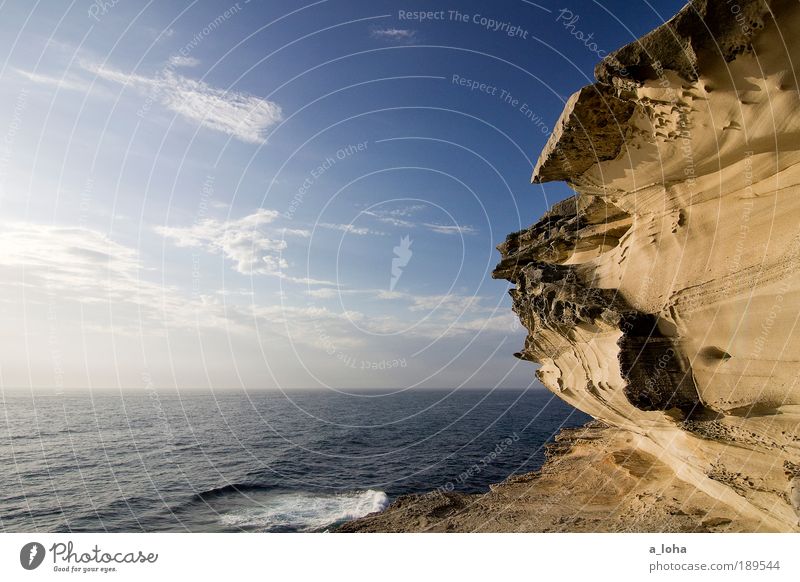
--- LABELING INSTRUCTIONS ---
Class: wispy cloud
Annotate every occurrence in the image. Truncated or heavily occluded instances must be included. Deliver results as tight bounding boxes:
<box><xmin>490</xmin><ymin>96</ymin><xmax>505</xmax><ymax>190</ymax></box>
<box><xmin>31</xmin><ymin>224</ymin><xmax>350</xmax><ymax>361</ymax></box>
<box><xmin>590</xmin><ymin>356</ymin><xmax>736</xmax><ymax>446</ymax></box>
<box><xmin>0</xmin><ymin>221</ymin><xmax>516</xmax><ymax>384</ymax></box>
<box><xmin>305</xmin><ymin>287</ymin><xmax>340</xmax><ymax>299</ymax></box>
<box><xmin>0</xmin><ymin>224</ymin><xmax>140</xmax><ymax>284</ymax></box>
<box><xmin>358</xmin><ymin>206</ymin><xmax>474</xmax><ymax>235</ymax></box>
<box><xmin>378</xmin><ymin>217</ymin><xmax>415</xmax><ymax>228</ymax></box>
<box><xmin>83</xmin><ymin>62</ymin><xmax>282</xmax><ymax>144</ymax></box>
<box><xmin>361</xmin><ymin>211</ymin><xmax>415</xmax><ymax>229</ymax></box>
<box><xmin>156</xmin><ymin>209</ymin><xmax>299</xmax><ymax>275</ymax></box>
<box><xmin>0</xmin><ymin>222</ymin><xmax>359</xmax><ymax>351</ymax></box>
<box><xmin>0</xmin><ymin>222</ymin><xmax>232</xmax><ymax>334</ymax></box>
<box><xmin>168</xmin><ymin>55</ymin><xmax>200</xmax><ymax>68</ymax></box>
<box><xmin>279</xmin><ymin>227</ymin><xmax>312</xmax><ymax>238</ymax></box>
<box><xmin>361</xmin><ymin>299</ymin><xmax>514</xmax><ymax>339</ymax></box>
<box><xmin>422</xmin><ymin>223</ymin><xmax>477</xmax><ymax>235</ymax></box>
<box><xmin>318</xmin><ymin>223</ymin><xmax>384</xmax><ymax>236</ymax></box>
<box><xmin>15</xmin><ymin>68</ymin><xmax>92</xmax><ymax>92</ymax></box>
<box><xmin>302</xmin><ymin>286</ymin><xmax>514</xmax><ymax>336</ymax></box>
<box><xmin>155</xmin><ymin>210</ymin><xmax>368</xmax><ymax>284</ymax></box>
<box><xmin>370</xmin><ymin>28</ymin><xmax>417</xmax><ymax>42</ymax></box>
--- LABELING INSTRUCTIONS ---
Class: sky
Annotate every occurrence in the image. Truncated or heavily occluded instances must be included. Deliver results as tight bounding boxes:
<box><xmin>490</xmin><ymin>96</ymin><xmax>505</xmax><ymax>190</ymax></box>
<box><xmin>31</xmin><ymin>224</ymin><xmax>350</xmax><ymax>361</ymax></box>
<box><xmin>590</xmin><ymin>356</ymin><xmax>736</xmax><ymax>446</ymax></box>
<box><xmin>0</xmin><ymin>0</ymin><xmax>685</xmax><ymax>391</ymax></box>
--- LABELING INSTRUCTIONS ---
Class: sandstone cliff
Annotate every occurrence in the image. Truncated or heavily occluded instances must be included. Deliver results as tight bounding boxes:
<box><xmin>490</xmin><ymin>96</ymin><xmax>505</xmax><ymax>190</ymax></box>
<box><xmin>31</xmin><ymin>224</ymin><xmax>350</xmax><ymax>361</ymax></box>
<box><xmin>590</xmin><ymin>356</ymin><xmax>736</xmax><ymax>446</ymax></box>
<box><xmin>343</xmin><ymin>0</ymin><xmax>800</xmax><ymax>532</ymax></box>
<box><xmin>493</xmin><ymin>0</ymin><xmax>800</xmax><ymax>531</ymax></box>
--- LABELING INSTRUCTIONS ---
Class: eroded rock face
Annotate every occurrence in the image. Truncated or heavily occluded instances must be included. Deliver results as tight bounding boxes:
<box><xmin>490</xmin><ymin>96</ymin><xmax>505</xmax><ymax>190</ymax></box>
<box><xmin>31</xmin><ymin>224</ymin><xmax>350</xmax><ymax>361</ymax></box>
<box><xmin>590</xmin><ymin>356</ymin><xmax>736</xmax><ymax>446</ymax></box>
<box><xmin>494</xmin><ymin>0</ymin><xmax>800</xmax><ymax>530</ymax></box>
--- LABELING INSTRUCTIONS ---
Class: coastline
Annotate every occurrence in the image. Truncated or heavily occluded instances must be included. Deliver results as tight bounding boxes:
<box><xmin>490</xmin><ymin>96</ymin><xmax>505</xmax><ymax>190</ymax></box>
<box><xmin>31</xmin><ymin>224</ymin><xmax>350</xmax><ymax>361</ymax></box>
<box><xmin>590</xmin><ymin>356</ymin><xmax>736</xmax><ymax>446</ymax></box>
<box><xmin>339</xmin><ymin>420</ymin><xmax>768</xmax><ymax>532</ymax></box>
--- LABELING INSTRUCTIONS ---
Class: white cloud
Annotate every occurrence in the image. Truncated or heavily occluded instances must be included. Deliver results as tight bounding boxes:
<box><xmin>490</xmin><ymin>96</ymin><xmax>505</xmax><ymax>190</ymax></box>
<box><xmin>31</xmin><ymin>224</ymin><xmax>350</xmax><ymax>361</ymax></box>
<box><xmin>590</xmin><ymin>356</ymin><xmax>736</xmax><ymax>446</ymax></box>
<box><xmin>454</xmin><ymin>313</ymin><xmax>521</xmax><ymax>333</ymax></box>
<box><xmin>408</xmin><ymin>293</ymin><xmax>481</xmax><ymax>314</ymax></box>
<box><xmin>0</xmin><ymin>224</ymin><xmax>139</xmax><ymax>283</ymax></box>
<box><xmin>362</xmin><ymin>212</ymin><xmax>415</xmax><ymax>229</ymax></box>
<box><xmin>156</xmin><ymin>209</ymin><xmax>295</xmax><ymax>275</ymax></box>
<box><xmin>0</xmin><ymin>221</ymin><xmax>350</xmax><ymax>340</ymax></box>
<box><xmin>422</xmin><ymin>223</ymin><xmax>477</xmax><ymax>235</ymax></box>
<box><xmin>83</xmin><ymin>62</ymin><xmax>282</xmax><ymax>144</ymax></box>
<box><xmin>388</xmin><ymin>204</ymin><xmax>426</xmax><ymax>216</ymax></box>
<box><xmin>318</xmin><ymin>223</ymin><xmax>383</xmax><ymax>236</ymax></box>
<box><xmin>359</xmin><ymin>207</ymin><xmax>475</xmax><ymax>234</ymax></box>
<box><xmin>305</xmin><ymin>288</ymin><xmax>339</xmax><ymax>299</ymax></box>
<box><xmin>168</xmin><ymin>55</ymin><xmax>201</xmax><ymax>68</ymax></box>
<box><xmin>156</xmin><ymin>210</ymin><xmax>344</xmax><ymax>285</ymax></box>
<box><xmin>15</xmin><ymin>68</ymin><xmax>92</xmax><ymax>92</ymax></box>
<box><xmin>0</xmin><ymin>222</ymin><xmax>232</xmax><ymax>333</ymax></box>
<box><xmin>371</xmin><ymin>28</ymin><xmax>417</xmax><ymax>42</ymax></box>
<box><xmin>360</xmin><ymin>204</ymin><xmax>426</xmax><ymax>222</ymax></box>
<box><xmin>375</xmin><ymin>290</ymin><xmax>404</xmax><ymax>300</ymax></box>
<box><xmin>298</xmin><ymin>286</ymin><xmax>514</xmax><ymax>339</ymax></box>
<box><xmin>305</xmin><ymin>286</ymin><xmax>382</xmax><ymax>299</ymax></box>
<box><xmin>249</xmin><ymin>303</ymin><xmax>368</xmax><ymax>349</ymax></box>
<box><xmin>279</xmin><ymin>275</ymin><xmax>339</xmax><ymax>286</ymax></box>
<box><xmin>279</xmin><ymin>227</ymin><xmax>312</xmax><ymax>238</ymax></box>
<box><xmin>248</xmin><ymin>296</ymin><xmax>493</xmax><ymax>351</ymax></box>
<box><xmin>0</xmin><ymin>219</ymin><xmax>519</xmax><ymax>386</ymax></box>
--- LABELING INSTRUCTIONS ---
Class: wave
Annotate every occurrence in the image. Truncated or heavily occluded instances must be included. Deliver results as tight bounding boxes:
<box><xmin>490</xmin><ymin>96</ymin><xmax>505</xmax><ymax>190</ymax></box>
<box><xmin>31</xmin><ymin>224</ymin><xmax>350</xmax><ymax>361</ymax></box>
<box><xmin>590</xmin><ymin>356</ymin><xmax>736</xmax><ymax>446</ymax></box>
<box><xmin>193</xmin><ymin>482</ymin><xmax>273</xmax><ymax>501</ymax></box>
<box><xmin>216</xmin><ymin>489</ymin><xmax>389</xmax><ymax>532</ymax></box>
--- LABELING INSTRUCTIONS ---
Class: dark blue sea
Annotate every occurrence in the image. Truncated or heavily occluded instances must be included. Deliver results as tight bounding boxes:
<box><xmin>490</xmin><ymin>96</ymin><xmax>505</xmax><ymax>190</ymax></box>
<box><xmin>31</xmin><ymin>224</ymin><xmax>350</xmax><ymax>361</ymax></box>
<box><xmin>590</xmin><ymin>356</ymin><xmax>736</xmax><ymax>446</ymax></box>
<box><xmin>0</xmin><ymin>388</ymin><xmax>589</xmax><ymax>532</ymax></box>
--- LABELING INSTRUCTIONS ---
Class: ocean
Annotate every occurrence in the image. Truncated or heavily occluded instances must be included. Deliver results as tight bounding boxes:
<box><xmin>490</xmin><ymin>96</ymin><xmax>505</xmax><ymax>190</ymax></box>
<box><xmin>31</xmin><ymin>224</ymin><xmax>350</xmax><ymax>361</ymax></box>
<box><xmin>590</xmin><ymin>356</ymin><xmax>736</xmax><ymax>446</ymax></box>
<box><xmin>0</xmin><ymin>388</ymin><xmax>589</xmax><ymax>532</ymax></box>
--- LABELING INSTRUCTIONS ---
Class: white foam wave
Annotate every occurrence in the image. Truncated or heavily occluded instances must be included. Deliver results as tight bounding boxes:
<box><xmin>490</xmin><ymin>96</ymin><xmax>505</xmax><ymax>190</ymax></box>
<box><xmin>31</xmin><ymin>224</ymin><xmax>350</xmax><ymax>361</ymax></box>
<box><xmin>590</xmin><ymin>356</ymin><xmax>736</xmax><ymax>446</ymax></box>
<box><xmin>219</xmin><ymin>489</ymin><xmax>389</xmax><ymax>532</ymax></box>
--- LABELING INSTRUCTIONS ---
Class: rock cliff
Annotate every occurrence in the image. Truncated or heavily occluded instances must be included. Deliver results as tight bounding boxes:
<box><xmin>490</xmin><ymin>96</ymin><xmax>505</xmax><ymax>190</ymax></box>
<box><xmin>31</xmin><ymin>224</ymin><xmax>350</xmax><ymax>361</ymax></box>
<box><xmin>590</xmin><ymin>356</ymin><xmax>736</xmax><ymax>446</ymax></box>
<box><xmin>493</xmin><ymin>0</ymin><xmax>800</xmax><ymax>531</ymax></box>
<box><xmin>342</xmin><ymin>0</ymin><xmax>800</xmax><ymax>532</ymax></box>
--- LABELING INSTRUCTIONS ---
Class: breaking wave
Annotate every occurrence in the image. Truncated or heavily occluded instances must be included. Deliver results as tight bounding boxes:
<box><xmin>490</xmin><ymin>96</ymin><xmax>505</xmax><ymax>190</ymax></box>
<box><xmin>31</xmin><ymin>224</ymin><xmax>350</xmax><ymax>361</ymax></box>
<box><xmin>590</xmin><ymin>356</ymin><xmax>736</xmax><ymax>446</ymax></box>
<box><xmin>215</xmin><ymin>489</ymin><xmax>389</xmax><ymax>532</ymax></box>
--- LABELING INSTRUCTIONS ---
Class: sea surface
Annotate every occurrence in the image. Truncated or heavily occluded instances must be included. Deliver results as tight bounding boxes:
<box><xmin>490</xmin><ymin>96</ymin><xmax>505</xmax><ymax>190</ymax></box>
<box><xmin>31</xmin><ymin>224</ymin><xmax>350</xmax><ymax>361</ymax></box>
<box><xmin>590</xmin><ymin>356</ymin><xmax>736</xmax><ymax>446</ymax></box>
<box><xmin>0</xmin><ymin>388</ymin><xmax>589</xmax><ymax>532</ymax></box>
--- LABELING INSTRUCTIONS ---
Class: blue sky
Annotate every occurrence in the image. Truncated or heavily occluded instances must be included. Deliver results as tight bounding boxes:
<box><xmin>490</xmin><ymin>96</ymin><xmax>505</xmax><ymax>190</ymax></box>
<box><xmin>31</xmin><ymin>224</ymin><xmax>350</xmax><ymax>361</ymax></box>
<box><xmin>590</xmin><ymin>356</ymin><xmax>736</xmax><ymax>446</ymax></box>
<box><xmin>0</xmin><ymin>0</ymin><xmax>685</xmax><ymax>390</ymax></box>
